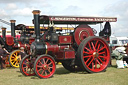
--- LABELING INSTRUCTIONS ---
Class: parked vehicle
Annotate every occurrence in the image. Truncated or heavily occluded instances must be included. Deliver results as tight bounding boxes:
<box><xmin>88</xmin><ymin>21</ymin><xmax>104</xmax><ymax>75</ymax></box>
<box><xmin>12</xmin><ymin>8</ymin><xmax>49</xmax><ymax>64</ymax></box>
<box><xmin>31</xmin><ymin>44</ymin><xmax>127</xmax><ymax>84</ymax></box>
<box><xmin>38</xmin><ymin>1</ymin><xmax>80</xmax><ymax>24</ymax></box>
<box><xmin>19</xmin><ymin>10</ymin><xmax>117</xmax><ymax>78</ymax></box>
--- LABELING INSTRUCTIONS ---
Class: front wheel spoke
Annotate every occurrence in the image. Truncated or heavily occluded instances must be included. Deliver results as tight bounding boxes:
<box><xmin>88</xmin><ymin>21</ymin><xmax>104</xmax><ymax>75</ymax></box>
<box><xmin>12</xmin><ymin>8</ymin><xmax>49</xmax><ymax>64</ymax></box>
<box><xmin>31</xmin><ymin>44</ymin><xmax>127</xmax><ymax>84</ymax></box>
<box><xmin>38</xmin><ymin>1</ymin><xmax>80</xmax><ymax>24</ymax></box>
<box><xmin>43</xmin><ymin>58</ymin><xmax>46</xmax><ymax>64</ymax></box>
<box><xmin>47</xmin><ymin>68</ymin><xmax>51</xmax><ymax>73</ymax></box>
<box><xmin>25</xmin><ymin>67</ymin><xmax>29</xmax><ymax>72</ymax></box>
<box><xmin>15</xmin><ymin>61</ymin><xmax>18</xmax><ymax>65</ymax></box>
<box><xmin>45</xmin><ymin>59</ymin><xmax>49</xmax><ymax>64</ymax></box>
<box><xmin>37</xmin><ymin>65</ymin><xmax>43</xmax><ymax>68</ymax></box>
<box><xmin>37</xmin><ymin>68</ymin><xmax>42</xmax><ymax>73</ymax></box>
<box><xmin>49</xmin><ymin>66</ymin><xmax>53</xmax><ymax>69</ymax></box>
<box><xmin>13</xmin><ymin>54</ymin><xmax>16</xmax><ymax>57</ymax></box>
<box><xmin>48</xmin><ymin>62</ymin><xmax>52</xmax><ymax>66</ymax></box>
<box><xmin>11</xmin><ymin>56</ymin><xmax>15</xmax><ymax>59</ymax></box>
<box><xmin>45</xmin><ymin>71</ymin><xmax>48</xmax><ymax>76</ymax></box>
<box><xmin>39</xmin><ymin>61</ymin><xmax>43</xmax><ymax>65</ymax></box>
<box><xmin>41</xmin><ymin>70</ymin><xmax>45</xmax><ymax>75</ymax></box>
<box><xmin>15</xmin><ymin>53</ymin><xmax>17</xmax><ymax>56</ymax></box>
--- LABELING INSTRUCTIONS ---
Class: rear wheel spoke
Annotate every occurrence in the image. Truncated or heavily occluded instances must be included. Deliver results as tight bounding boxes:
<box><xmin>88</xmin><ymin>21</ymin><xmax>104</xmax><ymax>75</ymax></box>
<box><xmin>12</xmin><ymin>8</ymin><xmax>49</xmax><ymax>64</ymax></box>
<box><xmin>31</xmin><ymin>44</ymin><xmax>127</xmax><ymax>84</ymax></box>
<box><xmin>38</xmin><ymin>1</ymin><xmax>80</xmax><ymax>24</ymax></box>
<box><xmin>84</xmin><ymin>47</ymin><xmax>91</xmax><ymax>52</ymax></box>
<box><xmin>98</xmin><ymin>47</ymin><xmax>105</xmax><ymax>52</ymax></box>
<box><xmin>87</xmin><ymin>57</ymin><xmax>94</xmax><ymax>67</ymax></box>
<box><xmin>95</xmin><ymin>59</ymin><xmax>97</xmax><ymax>69</ymax></box>
<box><xmin>98</xmin><ymin>57</ymin><xmax>103</xmax><ymax>63</ymax></box>
<box><xmin>95</xmin><ymin>41</ymin><xmax>99</xmax><ymax>48</ymax></box>
<box><xmin>91</xmin><ymin>42</ymin><xmax>96</xmax><ymax>51</ymax></box>
<box><xmin>85</xmin><ymin>57</ymin><xmax>92</xmax><ymax>64</ymax></box>
<box><xmin>96</xmin><ymin>59</ymin><xmax>102</xmax><ymax>67</ymax></box>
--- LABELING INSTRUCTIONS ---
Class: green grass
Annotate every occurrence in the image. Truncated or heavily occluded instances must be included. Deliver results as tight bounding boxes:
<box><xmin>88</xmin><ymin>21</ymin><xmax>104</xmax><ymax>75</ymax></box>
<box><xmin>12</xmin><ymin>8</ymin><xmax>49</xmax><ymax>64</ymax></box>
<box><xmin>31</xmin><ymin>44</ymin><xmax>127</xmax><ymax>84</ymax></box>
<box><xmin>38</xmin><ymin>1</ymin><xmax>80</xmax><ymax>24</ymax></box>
<box><xmin>0</xmin><ymin>60</ymin><xmax>128</xmax><ymax>85</ymax></box>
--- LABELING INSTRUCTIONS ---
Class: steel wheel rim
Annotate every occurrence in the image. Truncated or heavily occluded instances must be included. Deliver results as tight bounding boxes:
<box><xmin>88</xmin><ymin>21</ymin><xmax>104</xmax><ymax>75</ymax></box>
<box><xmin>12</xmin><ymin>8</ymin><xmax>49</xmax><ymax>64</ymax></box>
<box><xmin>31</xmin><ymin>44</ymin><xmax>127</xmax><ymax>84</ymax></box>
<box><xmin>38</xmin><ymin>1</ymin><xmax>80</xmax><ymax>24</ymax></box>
<box><xmin>21</xmin><ymin>56</ymin><xmax>35</xmax><ymax>76</ymax></box>
<box><xmin>10</xmin><ymin>50</ymin><xmax>21</xmax><ymax>68</ymax></box>
<box><xmin>82</xmin><ymin>38</ymin><xmax>110</xmax><ymax>72</ymax></box>
<box><xmin>35</xmin><ymin>56</ymin><xmax>56</xmax><ymax>78</ymax></box>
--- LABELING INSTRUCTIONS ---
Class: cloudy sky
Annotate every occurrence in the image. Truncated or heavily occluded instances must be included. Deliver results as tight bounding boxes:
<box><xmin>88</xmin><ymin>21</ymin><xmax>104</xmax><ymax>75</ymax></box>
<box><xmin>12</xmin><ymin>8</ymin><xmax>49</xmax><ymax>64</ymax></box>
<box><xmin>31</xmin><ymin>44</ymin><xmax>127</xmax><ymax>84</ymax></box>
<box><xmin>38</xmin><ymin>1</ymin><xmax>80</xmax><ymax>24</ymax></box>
<box><xmin>0</xmin><ymin>0</ymin><xmax>128</xmax><ymax>36</ymax></box>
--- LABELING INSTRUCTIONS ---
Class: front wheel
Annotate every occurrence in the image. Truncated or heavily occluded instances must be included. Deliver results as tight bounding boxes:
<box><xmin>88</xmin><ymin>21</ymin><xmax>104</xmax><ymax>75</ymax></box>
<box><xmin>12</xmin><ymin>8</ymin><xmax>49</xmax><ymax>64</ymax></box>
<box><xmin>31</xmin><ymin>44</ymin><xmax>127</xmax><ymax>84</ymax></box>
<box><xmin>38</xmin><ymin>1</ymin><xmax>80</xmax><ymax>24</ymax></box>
<box><xmin>76</xmin><ymin>36</ymin><xmax>110</xmax><ymax>73</ymax></box>
<box><xmin>20</xmin><ymin>55</ymin><xmax>35</xmax><ymax>76</ymax></box>
<box><xmin>34</xmin><ymin>54</ymin><xmax>56</xmax><ymax>79</ymax></box>
<box><xmin>9</xmin><ymin>50</ymin><xmax>21</xmax><ymax>68</ymax></box>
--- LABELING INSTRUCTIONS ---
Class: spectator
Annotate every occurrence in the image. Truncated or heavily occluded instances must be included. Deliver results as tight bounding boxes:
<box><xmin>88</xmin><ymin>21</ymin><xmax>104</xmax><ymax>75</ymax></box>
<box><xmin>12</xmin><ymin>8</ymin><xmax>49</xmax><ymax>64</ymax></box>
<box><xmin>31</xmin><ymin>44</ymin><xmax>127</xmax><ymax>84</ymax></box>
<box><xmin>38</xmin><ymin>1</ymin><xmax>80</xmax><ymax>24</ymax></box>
<box><xmin>19</xmin><ymin>47</ymin><xmax>26</xmax><ymax>61</ymax></box>
<box><xmin>0</xmin><ymin>44</ymin><xmax>8</xmax><ymax>69</ymax></box>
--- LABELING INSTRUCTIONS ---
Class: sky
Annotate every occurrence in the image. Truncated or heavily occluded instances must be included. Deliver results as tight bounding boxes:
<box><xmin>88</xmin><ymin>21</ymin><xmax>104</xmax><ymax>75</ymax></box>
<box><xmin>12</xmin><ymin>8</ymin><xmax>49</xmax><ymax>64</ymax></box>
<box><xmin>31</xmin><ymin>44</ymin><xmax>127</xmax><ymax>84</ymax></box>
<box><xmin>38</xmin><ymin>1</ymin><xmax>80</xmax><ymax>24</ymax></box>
<box><xmin>0</xmin><ymin>0</ymin><xmax>128</xmax><ymax>36</ymax></box>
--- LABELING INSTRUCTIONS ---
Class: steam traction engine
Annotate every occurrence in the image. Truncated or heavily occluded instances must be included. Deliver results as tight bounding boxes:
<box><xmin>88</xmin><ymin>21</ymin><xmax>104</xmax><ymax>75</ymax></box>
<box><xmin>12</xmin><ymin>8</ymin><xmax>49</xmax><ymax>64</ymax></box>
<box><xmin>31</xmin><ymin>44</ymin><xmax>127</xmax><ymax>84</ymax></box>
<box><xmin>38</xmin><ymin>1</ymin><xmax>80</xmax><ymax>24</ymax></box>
<box><xmin>8</xmin><ymin>22</ymin><xmax>37</xmax><ymax>68</ymax></box>
<box><xmin>20</xmin><ymin>10</ymin><xmax>117</xmax><ymax>78</ymax></box>
<box><xmin>0</xmin><ymin>21</ymin><xmax>35</xmax><ymax>68</ymax></box>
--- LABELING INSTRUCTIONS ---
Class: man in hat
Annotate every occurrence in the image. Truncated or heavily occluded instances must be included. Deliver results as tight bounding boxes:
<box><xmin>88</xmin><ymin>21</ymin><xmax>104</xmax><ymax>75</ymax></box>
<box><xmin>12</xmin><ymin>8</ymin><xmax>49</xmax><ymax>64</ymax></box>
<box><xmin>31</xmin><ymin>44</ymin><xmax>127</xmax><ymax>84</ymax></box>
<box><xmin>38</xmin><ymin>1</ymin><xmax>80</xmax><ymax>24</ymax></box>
<box><xmin>0</xmin><ymin>44</ymin><xmax>8</xmax><ymax>69</ymax></box>
<box><xmin>19</xmin><ymin>47</ymin><xmax>26</xmax><ymax>61</ymax></box>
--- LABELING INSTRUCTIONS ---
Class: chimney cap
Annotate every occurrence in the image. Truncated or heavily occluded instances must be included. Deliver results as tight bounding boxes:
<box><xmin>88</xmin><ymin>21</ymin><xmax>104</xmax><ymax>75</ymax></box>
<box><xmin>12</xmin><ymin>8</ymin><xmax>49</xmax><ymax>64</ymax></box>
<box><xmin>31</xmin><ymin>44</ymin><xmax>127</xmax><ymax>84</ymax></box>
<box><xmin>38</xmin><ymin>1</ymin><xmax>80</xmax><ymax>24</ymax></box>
<box><xmin>32</xmin><ymin>10</ymin><xmax>41</xmax><ymax>15</ymax></box>
<box><xmin>1</xmin><ymin>27</ymin><xmax>6</xmax><ymax>30</ymax></box>
<box><xmin>10</xmin><ymin>20</ymin><xmax>16</xmax><ymax>23</ymax></box>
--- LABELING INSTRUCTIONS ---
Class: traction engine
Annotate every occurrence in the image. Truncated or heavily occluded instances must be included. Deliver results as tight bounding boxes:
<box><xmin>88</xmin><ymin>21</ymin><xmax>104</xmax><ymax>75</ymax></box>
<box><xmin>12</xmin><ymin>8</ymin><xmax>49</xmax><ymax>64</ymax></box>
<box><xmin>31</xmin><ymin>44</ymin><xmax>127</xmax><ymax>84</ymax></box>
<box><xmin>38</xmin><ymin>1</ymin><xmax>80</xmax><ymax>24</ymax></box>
<box><xmin>20</xmin><ymin>10</ymin><xmax>117</xmax><ymax>78</ymax></box>
<box><xmin>0</xmin><ymin>21</ymin><xmax>35</xmax><ymax>68</ymax></box>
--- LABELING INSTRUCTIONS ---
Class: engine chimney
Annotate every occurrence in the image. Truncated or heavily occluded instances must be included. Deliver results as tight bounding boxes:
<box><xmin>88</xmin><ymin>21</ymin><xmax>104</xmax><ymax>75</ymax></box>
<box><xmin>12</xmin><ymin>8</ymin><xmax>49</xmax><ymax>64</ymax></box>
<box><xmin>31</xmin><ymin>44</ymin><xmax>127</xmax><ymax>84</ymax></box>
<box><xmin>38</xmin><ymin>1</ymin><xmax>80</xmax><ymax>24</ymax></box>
<box><xmin>10</xmin><ymin>20</ymin><xmax>16</xmax><ymax>38</ymax></box>
<box><xmin>1</xmin><ymin>27</ymin><xmax>6</xmax><ymax>41</ymax></box>
<box><xmin>32</xmin><ymin>10</ymin><xmax>41</xmax><ymax>42</ymax></box>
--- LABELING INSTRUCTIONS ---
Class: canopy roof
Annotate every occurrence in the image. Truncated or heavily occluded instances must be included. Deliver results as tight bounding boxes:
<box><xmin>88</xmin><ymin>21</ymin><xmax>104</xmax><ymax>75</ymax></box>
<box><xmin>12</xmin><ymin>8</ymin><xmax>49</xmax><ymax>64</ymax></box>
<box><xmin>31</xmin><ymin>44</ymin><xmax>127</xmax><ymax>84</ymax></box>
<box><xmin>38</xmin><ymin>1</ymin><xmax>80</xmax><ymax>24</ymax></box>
<box><xmin>39</xmin><ymin>15</ymin><xmax>117</xmax><ymax>24</ymax></box>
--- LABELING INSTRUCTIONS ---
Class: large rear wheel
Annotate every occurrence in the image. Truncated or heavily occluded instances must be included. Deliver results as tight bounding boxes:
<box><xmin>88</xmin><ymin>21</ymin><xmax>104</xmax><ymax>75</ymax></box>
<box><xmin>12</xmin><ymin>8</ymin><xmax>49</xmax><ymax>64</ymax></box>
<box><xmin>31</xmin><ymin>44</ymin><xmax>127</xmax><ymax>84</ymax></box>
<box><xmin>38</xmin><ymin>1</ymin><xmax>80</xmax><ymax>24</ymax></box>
<box><xmin>76</xmin><ymin>36</ymin><xmax>110</xmax><ymax>73</ymax></box>
<box><xmin>34</xmin><ymin>55</ymin><xmax>56</xmax><ymax>79</ymax></box>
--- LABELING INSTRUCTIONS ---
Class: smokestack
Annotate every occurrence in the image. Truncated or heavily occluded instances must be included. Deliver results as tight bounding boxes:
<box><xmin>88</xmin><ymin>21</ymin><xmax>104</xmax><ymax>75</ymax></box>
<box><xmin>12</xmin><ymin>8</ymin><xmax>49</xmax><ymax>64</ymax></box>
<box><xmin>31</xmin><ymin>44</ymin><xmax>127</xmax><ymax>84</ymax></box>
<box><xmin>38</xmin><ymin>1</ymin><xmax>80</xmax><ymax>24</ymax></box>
<box><xmin>10</xmin><ymin>20</ymin><xmax>16</xmax><ymax>38</ymax></box>
<box><xmin>32</xmin><ymin>10</ymin><xmax>41</xmax><ymax>42</ymax></box>
<box><xmin>1</xmin><ymin>27</ymin><xmax>6</xmax><ymax>41</ymax></box>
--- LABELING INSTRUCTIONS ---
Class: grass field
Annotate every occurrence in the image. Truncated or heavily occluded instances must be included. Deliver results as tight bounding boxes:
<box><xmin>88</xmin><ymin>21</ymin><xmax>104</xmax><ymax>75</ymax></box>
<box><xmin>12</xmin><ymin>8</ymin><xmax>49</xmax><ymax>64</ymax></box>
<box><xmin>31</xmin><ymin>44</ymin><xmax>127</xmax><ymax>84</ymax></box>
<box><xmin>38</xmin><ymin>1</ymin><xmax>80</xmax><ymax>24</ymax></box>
<box><xmin>0</xmin><ymin>59</ymin><xmax>128</xmax><ymax>85</ymax></box>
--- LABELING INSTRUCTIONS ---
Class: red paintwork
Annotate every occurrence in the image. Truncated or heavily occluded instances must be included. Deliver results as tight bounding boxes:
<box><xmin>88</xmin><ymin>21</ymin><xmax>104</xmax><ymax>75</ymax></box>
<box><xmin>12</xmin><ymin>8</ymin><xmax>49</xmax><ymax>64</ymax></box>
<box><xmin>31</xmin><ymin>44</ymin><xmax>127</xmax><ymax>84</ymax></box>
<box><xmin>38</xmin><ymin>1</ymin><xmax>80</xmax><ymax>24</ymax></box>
<box><xmin>56</xmin><ymin>50</ymin><xmax>75</xmax><ymax>60</ymax></box>
<box><xmin>45</xmin><ymin>42</ymin><xmax>74</xmax><ymax>59</ymax></box>
<box><xmin>58</xmin><ymin>35</ymin><xmax>72</xmax><ymax>44</ymax></box>
<box><xmin>74</xmin><ymin>24</ymin><xmax>94</xmax><ymax>45</ymax></box>
<box><xmin>6</xmin><ymin>36</ymin><xmax>14</xmax><ymax>46</ymax></box>
<box><xmin>46</xmin><ymin>42</ymin><xmax>70</xmax><ymax>53</ymax></box>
